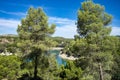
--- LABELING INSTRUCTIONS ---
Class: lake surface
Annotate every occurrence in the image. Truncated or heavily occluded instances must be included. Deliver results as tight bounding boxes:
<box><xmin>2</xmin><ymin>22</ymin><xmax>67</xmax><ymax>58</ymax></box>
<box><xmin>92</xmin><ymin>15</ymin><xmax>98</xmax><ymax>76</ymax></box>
<box><xmin>49</xmin><ymin>50</ymin><xmax>66</xmax><ymax>65</ymax></box>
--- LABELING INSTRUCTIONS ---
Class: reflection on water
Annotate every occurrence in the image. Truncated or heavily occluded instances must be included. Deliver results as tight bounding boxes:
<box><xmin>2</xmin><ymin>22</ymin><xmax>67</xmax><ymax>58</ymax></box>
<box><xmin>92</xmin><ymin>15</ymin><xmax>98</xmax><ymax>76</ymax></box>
<box><xmin>49</xmin><ymin>50</ymin><xmax>66</xmax><ymax>65</ymax></box>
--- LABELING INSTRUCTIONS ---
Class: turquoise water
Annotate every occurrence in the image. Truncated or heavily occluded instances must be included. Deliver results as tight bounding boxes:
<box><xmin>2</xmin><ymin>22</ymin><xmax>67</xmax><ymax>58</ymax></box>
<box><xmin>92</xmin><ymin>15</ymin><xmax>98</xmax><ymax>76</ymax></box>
<box><xmin>49</xmin><ymin>50</ymin><xmax>66</xmax><ymax>65</ymax></box>
<box><xmin>25</xmin><ymin>50</ymin><xmax>66</xmax><ymax>65</ymax></box>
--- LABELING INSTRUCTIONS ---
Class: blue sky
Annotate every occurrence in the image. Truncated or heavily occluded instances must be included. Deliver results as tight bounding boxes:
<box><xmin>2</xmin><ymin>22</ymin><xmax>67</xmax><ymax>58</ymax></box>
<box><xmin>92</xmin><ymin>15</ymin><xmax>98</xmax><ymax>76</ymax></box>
<box><xmin>0</xmin><ymin>0</ymin><xmax>120</xmax><ymax>38</ymax></box>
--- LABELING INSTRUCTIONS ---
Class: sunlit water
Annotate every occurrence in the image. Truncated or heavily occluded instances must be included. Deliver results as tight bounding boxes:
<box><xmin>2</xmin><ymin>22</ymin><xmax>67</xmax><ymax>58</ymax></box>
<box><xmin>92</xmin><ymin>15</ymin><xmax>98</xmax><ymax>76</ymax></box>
<box><xmin>49</xmin><ymin>50</ymin><xmax>66</xmax><ymax>65</ymax></box>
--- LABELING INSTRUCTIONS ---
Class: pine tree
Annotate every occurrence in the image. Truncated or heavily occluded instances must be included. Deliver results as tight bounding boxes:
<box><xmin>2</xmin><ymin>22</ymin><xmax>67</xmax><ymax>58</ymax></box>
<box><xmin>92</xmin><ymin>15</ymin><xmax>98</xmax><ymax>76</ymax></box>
<box><xmin>76</xmin><ymin>0</ymin><xmax>113</xmax><ymax>80</ymax></box>
<box><xmin>111</xmin><ymin>36</ymin><xmax>120</xmax><ymax>80</ymax></box>
<box><xmin>17</xmin><ymin>7</ymin><xmax>55</xmax><ymax>79</ymax></box>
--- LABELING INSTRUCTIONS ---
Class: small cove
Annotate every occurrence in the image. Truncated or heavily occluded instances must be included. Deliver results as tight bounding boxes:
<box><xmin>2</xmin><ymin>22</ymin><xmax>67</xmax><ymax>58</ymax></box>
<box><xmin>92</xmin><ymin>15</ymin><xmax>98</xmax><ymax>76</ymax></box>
<box><xmin>49</xmin><ymin>50</ymin><xmax>66</xmax><ymax>65</ymax></box>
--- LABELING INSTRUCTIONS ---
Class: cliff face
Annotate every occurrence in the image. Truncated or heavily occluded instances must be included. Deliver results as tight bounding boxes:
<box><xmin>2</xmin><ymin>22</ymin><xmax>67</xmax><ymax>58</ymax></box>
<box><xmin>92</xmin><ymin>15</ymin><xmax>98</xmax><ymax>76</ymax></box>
<box><xmin>0</xmin><ymin>38</ymin><xmax>9</xmax><ymax>44</ymax></box>
<box><xmin>0</xmin><ymin>34</ymin><xmax>17</xmax><ymax>44</ymax></box>
<box><xmin>0</xmin><ymin>35</ymin><xmax>17</xmax><ymax>54</ymax></box>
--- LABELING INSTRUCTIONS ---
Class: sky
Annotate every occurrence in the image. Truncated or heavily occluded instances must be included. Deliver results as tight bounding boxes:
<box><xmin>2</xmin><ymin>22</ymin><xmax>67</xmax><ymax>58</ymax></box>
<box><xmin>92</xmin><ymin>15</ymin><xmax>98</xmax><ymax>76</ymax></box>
<box><xmin>0</xmin><ymin>0</ymin><xmax>120</xmax><ymax>38</ymax></box>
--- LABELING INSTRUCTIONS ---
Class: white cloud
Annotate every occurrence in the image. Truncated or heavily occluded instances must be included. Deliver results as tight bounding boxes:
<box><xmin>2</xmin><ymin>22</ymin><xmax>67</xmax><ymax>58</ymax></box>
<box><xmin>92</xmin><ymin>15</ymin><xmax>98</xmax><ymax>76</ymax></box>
<box><xmin>53</xmin><ymin>24</ymin><xmax>77</xmax><ymax>38</ymax></box>
<box><xmin>0</xmin><ymin>10</ymin><xmax>26</xmax><ymax>16</ymax></box>
<box><xmin>49</xmin><ymin>17</ymin><xmax>75</xmax><ymax>25</ymax></box>
<box><xmin>0</xmin><ymin>17</ymin><xmax>77</xmax><ymax>38</ymax></box>
<box><xmin>49</xmin><ymin>17</ymin><xmax>120</xmax><ymax>38</ymax></box>
<box><xmin>0</xmin><ymin>18</ymin><xmax>20</xmax><ymax>28</ymax></box>
<box><xmin>49</xmin><ymin>17</ymin><xmax>77</xmax><ymax>38</ymax></box>
<box><xmin>0</xmin><ymin>17</ymin><xmax>120</xmax><ymax>38</ymax></box>
<box><xmin>111</xmin><ymin>26</ymin><xmax>120</xmax><ymax>36</ymax></box>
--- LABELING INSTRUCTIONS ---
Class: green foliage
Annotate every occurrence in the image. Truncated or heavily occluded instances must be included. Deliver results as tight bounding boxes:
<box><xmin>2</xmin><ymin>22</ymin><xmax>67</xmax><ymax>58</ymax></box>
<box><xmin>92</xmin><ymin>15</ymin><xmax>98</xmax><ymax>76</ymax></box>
<box><xmin>17</xmin><ymin>7</ymin><xmax>56</xmax><ymax>78</ymax></box>
<box><xmin>50</xmin><ymin>37</ymin><xmax>73</xmax><ymax>47</ymax></box>
<box><xmin>77</xmin><ymin>0</ymin><xmax>112</xmax><ymax>37</ymax></box>
<box><xmin>111</xmin><ymin>37</ymin><xmax>120</xmax><ymax>80</ymax></box>
<box><xmin>0</xmin><ymin>55</ymin><xmax>21</xmax><ymax>80</ymax></box>
<box><xmin>17</xmin><ymin>7</ymin><xmax>55</xmax><ymax>41</ymax></box>
<box><xmin>37</xmin><ymin>55</ymin><xmax>60</xmax><ymax>80</ymax></box>
<box><xmin>58</xmin><ymin>61</ymin><xmax>83</xmax><ymax>80</ymax></box>
<box><xmin>17</xmin><ymin>7</ymin><xmax>56</xmax><ymax>53</ymax></box>
<box><xmin>64</xmin><ymin>39</ymin><xmax>88</xmax><ymax>57</ymax></box>
<box><xmin>112</xmin><ymin>53</ymin><xmax>120</xmax><ymax>80</ymax></box>
<box><xmin>64</xmin><ymin>0</ymin><xmax>114</xmax><ymax>80</ymax></box>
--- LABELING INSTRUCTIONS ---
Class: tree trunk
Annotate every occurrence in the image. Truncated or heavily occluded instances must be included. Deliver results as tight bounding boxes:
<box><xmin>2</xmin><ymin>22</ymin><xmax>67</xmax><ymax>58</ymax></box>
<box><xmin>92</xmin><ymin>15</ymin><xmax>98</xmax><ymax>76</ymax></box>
<box><xmin>34</xmin><ymin>55</ymin><xmax>38</xmax><ymax>79</ymax></box>
<box><xmin>99</xmin><ymin>63</ymin><xmax>104</xmax><ymax>80</ymax></box>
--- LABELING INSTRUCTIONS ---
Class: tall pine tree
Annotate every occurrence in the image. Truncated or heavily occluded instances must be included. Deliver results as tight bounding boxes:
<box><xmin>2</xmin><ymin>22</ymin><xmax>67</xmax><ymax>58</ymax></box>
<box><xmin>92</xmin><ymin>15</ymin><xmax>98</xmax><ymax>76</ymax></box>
<box><xmin>17</xmin><ymin>7</ymin><xmax>55</xmax><ymax>79</ymax></box>
<box><xmin>76</xmin><ymin>0</ymin><xmax>113</xmax><ymax>80</ymax></box>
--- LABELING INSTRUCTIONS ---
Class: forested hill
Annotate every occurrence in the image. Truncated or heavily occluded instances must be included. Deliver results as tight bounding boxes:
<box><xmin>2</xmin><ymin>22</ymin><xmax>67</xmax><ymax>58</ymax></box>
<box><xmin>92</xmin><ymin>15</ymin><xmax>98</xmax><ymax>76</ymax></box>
<box><xmin>0</xmin><ymin>34</ymin><xmax>73</xmax><ymax>43</ymax></box>
<box><xmin>0</xmin><ymin>34</ymin><xmax>72</xmax><ymax>51</ymax></box>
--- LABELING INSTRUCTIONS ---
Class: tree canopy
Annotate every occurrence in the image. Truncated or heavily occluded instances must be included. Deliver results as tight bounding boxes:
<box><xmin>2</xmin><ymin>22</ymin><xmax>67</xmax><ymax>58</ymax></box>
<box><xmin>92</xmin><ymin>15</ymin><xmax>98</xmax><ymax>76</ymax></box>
<box><xmin>17</xmin><ymin>7</ymin><xmax>56</xmax><ymax>79</ymax></box>
<box><xmin>64</xmin><ymin>0</ymin><xmax>115</xmax><ymax>80</ymax></box>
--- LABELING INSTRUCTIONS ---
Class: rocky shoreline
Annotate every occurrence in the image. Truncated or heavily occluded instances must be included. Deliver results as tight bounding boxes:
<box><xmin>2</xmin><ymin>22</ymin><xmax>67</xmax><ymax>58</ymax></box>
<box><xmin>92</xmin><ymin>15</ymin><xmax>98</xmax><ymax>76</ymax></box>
<box><xmin>59</xmin><ymin>53</ymin><xmax>78</xmax><ymax>60</ymax></box>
